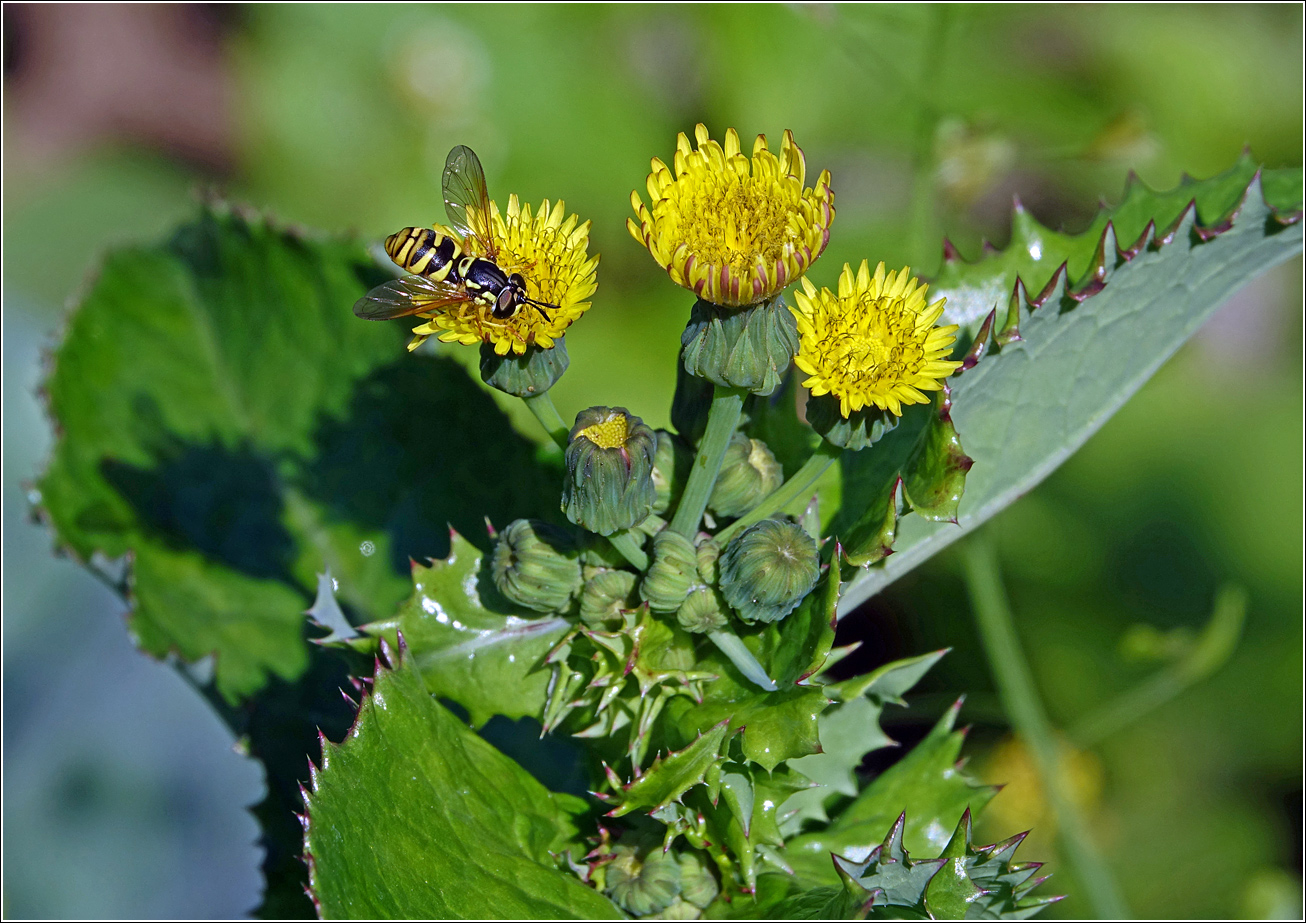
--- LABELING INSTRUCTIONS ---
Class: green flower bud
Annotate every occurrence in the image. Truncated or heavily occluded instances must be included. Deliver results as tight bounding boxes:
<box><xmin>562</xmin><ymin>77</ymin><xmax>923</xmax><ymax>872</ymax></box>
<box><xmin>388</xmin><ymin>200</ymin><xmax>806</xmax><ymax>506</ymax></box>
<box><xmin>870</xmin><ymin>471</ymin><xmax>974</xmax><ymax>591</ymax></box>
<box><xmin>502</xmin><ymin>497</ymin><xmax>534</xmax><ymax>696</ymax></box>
<box><xmin>719</xmin><ymin>519</ymin><xmax>820</xmax><ymax>624</ymax></box>
<box><xmin>652</xmin><ymin>430</ymin><xmax>693</xmax><ymax>515</ymax></box>
<box><xmin>695</xmin><ymin>540</ymin><xmax>720</xmax><ymax>585</ymax></box>
<box><xmin>491</xmin><ymin>519</ymin><xmax>582</xmax><ymax>613</ymax></box>
<box><xmin>643</xmin><ymin>898</ymin><xmax>701</xmax><ymax>920</ymax></box>
<box><xmin>605</xmin><ymin>844</ymin><xmax>682</xmax><ymax>917</ymax></box>
<box><xmin>708</xmin><ymin>433</ymin><xmax>783</xmax><ymax>519</ymax></box>
<box><xmin>805</xmin><ymin>391</ymin><xmax>900</xmax><ymax>451</ymax></box>
<box><xmin>479</xmin><ymin>338</ymin><xmax>569</xmax><ymax>397</ymax></box>
<box><xmin>641</xmin><ymin>530</ymin><xmax>700</xmax><ymax>612</ymax></box>
<box><xmin>676</xmin><ymin>586</ymin><xmax>728</xmax><ymax>634</ymax></box>
<box><xmin>562</xmin><ymin>407</ymin><xmax>657</xmax><ymax>536</ymax></box>
<box><xmin>680</xmin><ymin>294</ymin><xmax>799</xmax><ymax>396</ymax></box>
<box><xmin>675</xmin><ymin>850</ymin><xmax>720</xmax><ymax>910</ymax></box>
<box><xmin>579</xmin><ymin>569</ymin><xmax>638</xmax><ymax>627</ymax></box>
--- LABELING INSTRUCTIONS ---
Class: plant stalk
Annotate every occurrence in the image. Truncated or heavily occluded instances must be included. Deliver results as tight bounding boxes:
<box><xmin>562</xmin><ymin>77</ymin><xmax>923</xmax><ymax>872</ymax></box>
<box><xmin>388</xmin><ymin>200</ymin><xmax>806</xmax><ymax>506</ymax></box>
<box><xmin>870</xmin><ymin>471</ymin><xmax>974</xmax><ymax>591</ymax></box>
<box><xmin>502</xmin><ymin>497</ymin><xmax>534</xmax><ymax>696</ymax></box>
<box><xmin>607</xmin><ymin>529</ymin><xmax>649</xmax><ymax>572</ymax></box>
<box><xmin>961</xmin><ymin>537</ymin><xmax>1130</xmax><ymax>920</ymax></box>
<box><xmin>714</xmin><ymin>441</ymin><xmax>841</xmax><ymax>547</ymax></box>
<box><xmin>707</xmin><ymin>630</ymin><xmax>778</xmax><ymax>692</ymax></box>
<box><xmin>669</xmin><ymin>386</ymin><xmax>745</xmax><ymax>538</ymax></box>
<box><xmin>522</xmin><ymin>392</ymin><xmax>569</xmax><ymax>450</ymax></box>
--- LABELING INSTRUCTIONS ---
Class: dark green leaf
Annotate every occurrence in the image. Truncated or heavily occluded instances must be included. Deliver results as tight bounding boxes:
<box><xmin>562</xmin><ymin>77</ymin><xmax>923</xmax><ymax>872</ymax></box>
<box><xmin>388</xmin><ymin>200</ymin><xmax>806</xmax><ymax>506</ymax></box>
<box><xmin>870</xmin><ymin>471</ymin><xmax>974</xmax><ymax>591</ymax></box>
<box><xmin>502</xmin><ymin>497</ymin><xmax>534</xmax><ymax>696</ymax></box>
<box><xmin>304</xmin><ymin>641</ymin><xmax>619</xmax><ymax>919</ymax></box>
<box><xmin>37</xmin><ymin>205</ymin><xmax>558</xmax><ymax>700</ymax></box>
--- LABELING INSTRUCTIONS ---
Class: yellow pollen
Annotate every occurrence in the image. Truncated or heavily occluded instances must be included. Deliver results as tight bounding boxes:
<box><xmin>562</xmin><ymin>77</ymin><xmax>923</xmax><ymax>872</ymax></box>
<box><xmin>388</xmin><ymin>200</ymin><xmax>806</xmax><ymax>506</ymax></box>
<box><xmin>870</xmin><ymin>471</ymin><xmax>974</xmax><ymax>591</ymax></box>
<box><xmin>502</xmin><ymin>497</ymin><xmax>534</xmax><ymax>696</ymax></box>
<box><xmin>579</xmin><ymin>412</ymin><xmax>629</xmax><ymax>449</ymax></box>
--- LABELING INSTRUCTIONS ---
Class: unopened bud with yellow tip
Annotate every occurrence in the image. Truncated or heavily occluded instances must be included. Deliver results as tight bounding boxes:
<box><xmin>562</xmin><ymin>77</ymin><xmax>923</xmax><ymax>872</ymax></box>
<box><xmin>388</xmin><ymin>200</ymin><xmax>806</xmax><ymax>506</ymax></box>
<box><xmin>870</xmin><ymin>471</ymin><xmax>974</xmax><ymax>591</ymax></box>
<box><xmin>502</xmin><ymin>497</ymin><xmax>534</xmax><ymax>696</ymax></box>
<box><xmin>562</xmin><ymin>406</ymin><xmax>657</xmax><ymax>536</ymax></box>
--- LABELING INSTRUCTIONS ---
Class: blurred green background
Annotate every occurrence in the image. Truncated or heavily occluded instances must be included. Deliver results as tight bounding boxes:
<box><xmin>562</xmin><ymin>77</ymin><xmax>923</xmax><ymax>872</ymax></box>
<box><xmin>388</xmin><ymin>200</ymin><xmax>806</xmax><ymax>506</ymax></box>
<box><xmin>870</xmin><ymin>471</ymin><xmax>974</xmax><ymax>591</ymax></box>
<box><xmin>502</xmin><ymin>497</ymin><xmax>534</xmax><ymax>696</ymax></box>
<box><xmin>2</xmin><ymin>4</ymin><xmax>1300</xmax><ymax>918</ymax></box>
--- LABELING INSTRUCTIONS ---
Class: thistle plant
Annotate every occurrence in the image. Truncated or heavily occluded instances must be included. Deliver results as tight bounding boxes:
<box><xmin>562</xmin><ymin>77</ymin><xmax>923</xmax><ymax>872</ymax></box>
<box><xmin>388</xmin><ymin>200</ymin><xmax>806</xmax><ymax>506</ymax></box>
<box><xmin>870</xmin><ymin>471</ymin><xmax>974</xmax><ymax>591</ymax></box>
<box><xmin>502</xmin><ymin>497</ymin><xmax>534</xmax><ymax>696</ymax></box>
<box><xmin>31</xmin><ymin>108</ymin><xmax>1302</xmax><ymax>922</ymax></box>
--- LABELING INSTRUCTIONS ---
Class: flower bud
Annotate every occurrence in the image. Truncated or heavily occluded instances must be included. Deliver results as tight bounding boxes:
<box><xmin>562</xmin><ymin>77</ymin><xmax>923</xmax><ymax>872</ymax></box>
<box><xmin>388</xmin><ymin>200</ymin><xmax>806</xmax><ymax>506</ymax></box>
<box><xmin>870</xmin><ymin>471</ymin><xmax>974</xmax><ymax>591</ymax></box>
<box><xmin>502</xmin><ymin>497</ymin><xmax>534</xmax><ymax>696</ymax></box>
<box><xmin>641</xmin><ymin>530</ymin><xmax>700</xmax><ymax>612</ymax></box>
<box><xmin>652</xmin><ymin>430</ymin><xmax>693</xmax><ymax>515</ymax></box>
<box><xmin>675</xmin><ymin>850</ymin><xmax>720</xmax><ymax>910</ymax></box>
<box><xmin>695</xmin><ymin>540</ymin><xmax>720</xmax><ymax>585</ymax></box>
<box><xmin>805</xmin><ymin>392</ymin><xmax>899</xmax><ymax>451</ymax></box>
<box><xmin>676</xmin><ymin>586</ymin><xmax>728</xmax><ymax>634</ymax></box>
<box><xmin>479</xmin><ymin>338</ymin><xmax>569</xmax><ymax>397</ymax></box>
<box><xmin>579</xmin><ymin>569</ymin><xmax>638</xmax><ymax>627</ymax></box>
<box><xmin>708</xmin><ymin>433</ymin><xmax>783</xmax><ymax>519</ymax></box>
<box><xmin>719</xmin><ymin>519</ymin><xmax>820</xmax><ymax>624</ymax></box>
<box><xmin>605</xmin><ymin>844</ymin><xmax>682</xmax><ymax>917</ymax></box>
<box><xmin>562</xmin><ymin>407</ymin><xmax>657</xmax><ymax>536</ymax></box>
<box><xmin>680</xmin><ymin>294</ymin><xmax>799</xmax><ymax>396</ymax></box>
<box><xmin>491</xmin><ymin>519</ymin><xmax>582</xmax><ymax>613</ymax></box>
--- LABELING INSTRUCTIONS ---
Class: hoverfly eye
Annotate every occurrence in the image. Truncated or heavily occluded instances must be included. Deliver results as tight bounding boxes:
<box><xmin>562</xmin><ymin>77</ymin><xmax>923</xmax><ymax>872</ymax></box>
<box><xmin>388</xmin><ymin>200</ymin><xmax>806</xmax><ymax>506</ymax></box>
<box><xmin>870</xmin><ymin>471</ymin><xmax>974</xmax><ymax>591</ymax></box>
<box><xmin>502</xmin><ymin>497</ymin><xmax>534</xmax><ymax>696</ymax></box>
<box><xmin>495</xmin><ymin>289</ymin><xmax>516</xmax><ymax>318</ymax></box>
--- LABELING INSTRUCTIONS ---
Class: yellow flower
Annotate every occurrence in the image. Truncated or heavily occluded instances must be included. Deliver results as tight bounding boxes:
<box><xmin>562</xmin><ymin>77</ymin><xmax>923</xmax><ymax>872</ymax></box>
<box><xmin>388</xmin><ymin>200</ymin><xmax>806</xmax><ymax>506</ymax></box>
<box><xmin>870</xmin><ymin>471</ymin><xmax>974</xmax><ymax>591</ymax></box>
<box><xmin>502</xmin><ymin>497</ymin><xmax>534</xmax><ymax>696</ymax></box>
<box><xmin>627</xmin><ymin>124</ymin><xmax>834</xmax><ymax>307</ymax></box>
<box><xmin>791</xmin><ymin>261</ymin><xmax>962</xmax><ymax>417</ymax></box>
<box><xmin>410</xmin><ymin>195</ymin><xmax>599</xmax><ymax>356</ymax></box>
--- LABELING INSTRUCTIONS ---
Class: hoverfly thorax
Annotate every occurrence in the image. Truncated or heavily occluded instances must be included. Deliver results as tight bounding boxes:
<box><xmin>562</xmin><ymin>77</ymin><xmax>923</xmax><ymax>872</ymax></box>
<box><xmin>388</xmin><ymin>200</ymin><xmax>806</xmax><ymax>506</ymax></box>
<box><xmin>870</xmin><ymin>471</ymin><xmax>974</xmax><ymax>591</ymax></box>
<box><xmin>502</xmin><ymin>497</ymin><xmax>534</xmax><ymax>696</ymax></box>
<box><xmin>355</xmin><ymin>146</ymin><xmax>559</xmax><ymax>330</ymax></box>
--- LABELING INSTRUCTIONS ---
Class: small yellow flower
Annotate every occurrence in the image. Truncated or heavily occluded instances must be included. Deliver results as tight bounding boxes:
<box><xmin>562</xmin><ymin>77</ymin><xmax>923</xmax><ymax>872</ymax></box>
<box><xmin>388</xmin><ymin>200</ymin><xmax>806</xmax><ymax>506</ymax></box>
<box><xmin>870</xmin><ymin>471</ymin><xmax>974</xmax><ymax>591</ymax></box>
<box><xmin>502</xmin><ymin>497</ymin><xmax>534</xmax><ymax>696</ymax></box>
<box><xmin>627</xmin><ymin>124</ymin><xmax>834</xmax><ymax>307</ymax></box>
<box><xmin>410</xmin><ymin>195</ymin><xmax>599</xmax><ymax>356</ymax></box>
<box><xmin>791</xmin><ymin>261</ymin><xmax>962</xmax><ymax>417</ymax></box>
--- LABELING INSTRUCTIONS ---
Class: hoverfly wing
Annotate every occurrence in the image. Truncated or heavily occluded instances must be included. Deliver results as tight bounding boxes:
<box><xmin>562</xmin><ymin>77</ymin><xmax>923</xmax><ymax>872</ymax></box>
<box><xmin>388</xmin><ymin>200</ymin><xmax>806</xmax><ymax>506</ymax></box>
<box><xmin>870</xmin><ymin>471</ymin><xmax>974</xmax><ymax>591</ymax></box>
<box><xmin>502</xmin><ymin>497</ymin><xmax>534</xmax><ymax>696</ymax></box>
<box><xmin>442</xmin><ymin>145</ymin><xmax>497</xmax><ymax>260</ymax></box>
<box><xmin>353</xmin><ymin>275</ymin><xmax>468</xmax><ymax>320</ymax></box>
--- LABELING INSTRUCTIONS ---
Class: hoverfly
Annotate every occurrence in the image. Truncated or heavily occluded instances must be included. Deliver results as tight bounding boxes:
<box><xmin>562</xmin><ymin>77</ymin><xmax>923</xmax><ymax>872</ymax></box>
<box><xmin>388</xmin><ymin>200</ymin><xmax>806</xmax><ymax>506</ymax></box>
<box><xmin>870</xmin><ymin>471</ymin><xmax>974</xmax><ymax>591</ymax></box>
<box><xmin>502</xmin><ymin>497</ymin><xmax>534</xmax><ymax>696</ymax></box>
<box><xmin>353</xmin><ymin>145</ymin><xmax>559</xmax><ymax>326</ymax></box>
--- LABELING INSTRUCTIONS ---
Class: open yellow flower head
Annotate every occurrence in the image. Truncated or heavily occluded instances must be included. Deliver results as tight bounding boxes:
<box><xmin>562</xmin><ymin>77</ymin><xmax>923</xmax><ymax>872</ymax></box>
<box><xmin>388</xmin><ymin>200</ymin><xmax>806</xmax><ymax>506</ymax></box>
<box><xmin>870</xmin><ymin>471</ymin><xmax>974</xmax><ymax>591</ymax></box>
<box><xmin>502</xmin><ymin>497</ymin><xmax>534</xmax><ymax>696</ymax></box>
<box><xmin>791</xmin><ymin>261</ymin><xmax>962</xmax><ymax>417</ymax></box>
<box><xmin>627</xmin><ymin>124</ymin><xmax>834</xmax><ymax>307</ymax></box>
<box><xmin>410</xmin><ymin>195</ymin><xmax>599</xmax><ymax>356</ymax></box>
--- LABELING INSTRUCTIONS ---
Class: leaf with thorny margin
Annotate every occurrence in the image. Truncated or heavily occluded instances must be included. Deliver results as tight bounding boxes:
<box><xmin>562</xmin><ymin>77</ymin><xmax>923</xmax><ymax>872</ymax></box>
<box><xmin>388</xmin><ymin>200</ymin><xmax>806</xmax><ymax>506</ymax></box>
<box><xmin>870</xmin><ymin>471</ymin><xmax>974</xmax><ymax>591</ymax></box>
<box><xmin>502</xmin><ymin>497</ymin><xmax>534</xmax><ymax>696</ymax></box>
<box><xmin>36</xmin><ymin>203</ymin><xmax>560</xmax><ymax>701</ymax></box>
<box><xmin>834</xmin><ymin>157</ymin><xmax>1303</xmax><ymax>614</ymax></box>
<box><xmin>779</xmin><ymin>649</ymin><xmax>950</xmax><ymax>836</ymax></box>
<box><xmin>660</xmin><ymin>572</ymin><xmax>840</xmax><ymax>774</ymax></box>
<box><xmin>604</xmin><ymin>720</ymin><xmax>732</xmax><ymax>817</ymax></box>
<box><xmin>781</xmin><ymin>698</ymin><xmax>997</xmax><ymax>888</ymax></box>
<box><xmin>304</xmin><ymin>637</ymin><xmax>620</xmax><ymax>919</ymax></box>
<box><xmin>353</xmin><ymin>528</ymin><xmax>569</xmax><ymax>728</ymax></box>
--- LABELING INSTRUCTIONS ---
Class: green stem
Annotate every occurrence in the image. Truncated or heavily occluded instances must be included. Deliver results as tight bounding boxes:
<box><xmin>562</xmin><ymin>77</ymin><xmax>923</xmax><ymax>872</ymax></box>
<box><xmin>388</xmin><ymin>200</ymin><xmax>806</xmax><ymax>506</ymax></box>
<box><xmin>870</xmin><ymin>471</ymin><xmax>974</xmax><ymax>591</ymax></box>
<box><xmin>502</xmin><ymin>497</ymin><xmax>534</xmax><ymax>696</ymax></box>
<box><xmin>669</xmin><ymin>386</ymin><xmax>745</xmax><ymax>538</ymax></box>
<box><xmin>707</xmin><ymin>630</ymin><xmax>778</xmax><ymax>692</ymax></box>
<box><xmin>961</xmin><ymin>537</ymin><xmax>1130</xmax><ymax>920</ymax></box>
<box><xmin>1069</xmin><ymin>585</ymin><xmax>1246</xmax><ymax>749</ymax></box>
<box><xmin>714</xmin><ymin>441</ymin><xmax>841</xmax><ymax>547</ymax></box>
<box><xmin>607</xmin><ymin>529</ymin><xmax>649</xmax><ymax>572</ymax></box>
<box><xmin>522</xmin><ymin>392</ymin><xmax>569</xmax><ymax>450</ymax></box>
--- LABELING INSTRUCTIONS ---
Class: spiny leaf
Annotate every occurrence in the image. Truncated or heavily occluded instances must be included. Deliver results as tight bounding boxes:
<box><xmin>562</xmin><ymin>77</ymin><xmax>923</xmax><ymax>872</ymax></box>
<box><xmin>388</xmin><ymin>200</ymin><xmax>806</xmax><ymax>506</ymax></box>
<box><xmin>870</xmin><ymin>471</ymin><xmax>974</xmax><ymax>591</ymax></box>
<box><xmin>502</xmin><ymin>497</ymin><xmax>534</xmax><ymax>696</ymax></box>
<box><xmin>303</xmin><ymin>638</ymin><xmax>619</xmax><ymax>919</ymax></box>
<box><xmin>354</xmin><ymin>528</ymin><xmax>569</xmax><ymax>728</ymax></box>
<box><xmin>607</xmin><ymin>720</ymin><xmax>733</xmax><ymax>817</ymax></box>
<box><xmin>835</xmin><ymin>158</ymin><xmax>1303</xmax><ymax>613</ymax></box>
<box><xmin>783</xmin><ymin>700</ymin><xmax>996</xmax><ymax>887</ymax></box>
<box><xmin>781</xmin><ymin>649</ymin><xmax>949</xmax><ymax>836</ymax></box>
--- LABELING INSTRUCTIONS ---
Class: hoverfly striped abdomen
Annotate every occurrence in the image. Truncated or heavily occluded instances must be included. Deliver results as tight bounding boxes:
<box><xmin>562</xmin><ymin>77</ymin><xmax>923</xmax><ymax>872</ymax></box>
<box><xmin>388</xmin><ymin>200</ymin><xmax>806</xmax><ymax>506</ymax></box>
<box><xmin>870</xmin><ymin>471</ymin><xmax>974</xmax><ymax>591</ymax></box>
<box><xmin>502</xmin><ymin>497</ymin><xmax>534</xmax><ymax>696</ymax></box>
<box><xmin>355</xmin><ymin>146</ymin><xmax>560</xmax><ymax>325</ymax></box>
<box><xmin>384</xmin><ymin>227</ymin><xmax>461</xmax><ymax>283</ymax></box>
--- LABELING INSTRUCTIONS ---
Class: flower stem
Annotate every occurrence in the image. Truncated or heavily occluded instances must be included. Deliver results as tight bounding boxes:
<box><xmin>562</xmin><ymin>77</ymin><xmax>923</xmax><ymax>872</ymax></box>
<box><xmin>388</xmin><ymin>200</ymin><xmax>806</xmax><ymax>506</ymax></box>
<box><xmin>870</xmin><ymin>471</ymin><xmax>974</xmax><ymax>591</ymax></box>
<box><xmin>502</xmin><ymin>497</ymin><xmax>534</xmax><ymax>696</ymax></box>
<box><xmin>714</xmin><ymin>441</ymin><xmax>841</xmax><ymax>547</ymax></box>
<box><xmin>522</xmin><ymin>392</ymin><xmax>569</xmax><ymax>451</ymax></box>
<box><xmin>669</xmin><ymin>385</ymin><xmax>745</xmax><ymax>538</ymax></box>
<box><xmin>607</xmin><ymin>529</ymin><xmax>649</xmax><ymax>572</ymax></box>
<box><xmin>961</xmin><ymin>537</ymin><xmax>1130</xmax><ymax>920</ymax></box>
<box><xmin>1069</xmin><ymin>585</ymin><xmax>1246</xmax><ymax>749</ymax></box>
<box><xmin>707</xmin><ymin>630</ymin><xmax>778</xmax><ymax>692</ymax></box>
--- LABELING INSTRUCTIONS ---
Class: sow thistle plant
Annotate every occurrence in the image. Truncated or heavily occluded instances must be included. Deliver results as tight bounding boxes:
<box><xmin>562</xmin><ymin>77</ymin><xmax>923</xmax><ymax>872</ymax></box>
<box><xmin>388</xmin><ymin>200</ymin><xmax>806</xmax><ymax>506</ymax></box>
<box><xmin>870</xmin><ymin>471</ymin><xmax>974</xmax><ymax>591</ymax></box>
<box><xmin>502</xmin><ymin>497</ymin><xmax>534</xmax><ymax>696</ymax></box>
<box><xmin>329</xmin><ymin>123</ymin><xmax>1051</xmax><ymax>916</ymax></box>
<box><xmin>33</xmin><ymin>110</ymin><xmax>1301</xmax><ymax>919</ymax></box>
